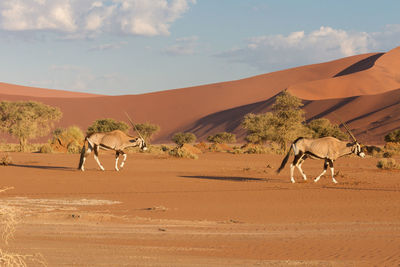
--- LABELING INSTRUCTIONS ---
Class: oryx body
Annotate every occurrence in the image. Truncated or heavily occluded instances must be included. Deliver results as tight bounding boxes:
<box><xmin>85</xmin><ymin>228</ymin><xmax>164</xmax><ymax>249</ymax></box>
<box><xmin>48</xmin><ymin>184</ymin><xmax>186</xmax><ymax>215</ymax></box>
<box><xmin>277</xmin><ymin>136</ymin><xmax>365</xmax><ymax>183</ymax></box>
<box><xmin>78</xmin><ymin>130</ymin><xmax>147</xmax><ymax>171</ymax></box>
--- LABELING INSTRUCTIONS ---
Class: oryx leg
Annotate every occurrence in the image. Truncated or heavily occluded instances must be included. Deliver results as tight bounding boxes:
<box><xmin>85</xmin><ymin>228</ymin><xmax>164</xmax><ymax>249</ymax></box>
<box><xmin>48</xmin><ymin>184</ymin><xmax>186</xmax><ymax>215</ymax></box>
<box><xmin>115</xmin><ymin>151</ymin><xmax>127</xmax><ymax>171</ymax></box>
<box><xmin>290</xmin><ymin>152</ymin><xmax>305</xmax><ymax>183</ymax></box>
<box><xmin>119</xmin><ymin>151</ymin><xmax>127</xmax><ymax>169</ymax></box>
<box><xmin>314</xmin><ymin>159</ymin><xmax>328</xmax><ymax>183</ymax></box>
<box><xmin>93</xmin><ymin>145</ymin><xmax>105</xmax><ymax>171</ymax></box>
<box><xmin>80</xmin><ymin>143</ymin><xmax>93</xmax><ymax>171</ymax></box>
<box><xmin>328</xmin><ymin>159</ymin><xmax>338</xmax><ymax>184</ymax></box>
<box><xmin>115</xmin><ymin>151</ymin><xmax>120</xmax><ymax>171</ymax></box>
<box><xmin>296</xmin><ymin>155</ymin><xmax>308</xmax><ymax>181</ymax></box>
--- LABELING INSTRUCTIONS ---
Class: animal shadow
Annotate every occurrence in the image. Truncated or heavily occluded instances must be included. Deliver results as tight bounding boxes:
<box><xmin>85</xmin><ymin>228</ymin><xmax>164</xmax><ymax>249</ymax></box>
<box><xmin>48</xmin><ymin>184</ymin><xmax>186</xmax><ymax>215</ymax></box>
<box><xmin>181</xmin><ymin>175</ymin><xmax>281</xmax><ymax>182</ymax></box>
<box><xmin>9</xmin><ymin>163</ymin><xmax>74</xmax><ymax>171</ymax></box>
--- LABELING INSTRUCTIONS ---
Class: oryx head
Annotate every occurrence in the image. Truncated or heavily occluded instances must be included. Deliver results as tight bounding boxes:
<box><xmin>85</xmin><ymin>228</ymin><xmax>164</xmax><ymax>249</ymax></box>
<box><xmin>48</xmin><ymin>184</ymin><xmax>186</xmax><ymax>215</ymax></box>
<box><xmin>131</xmin><ymin>137</ymin><xmax>147</xmax><ymax>151</ymax></box>
<box><xmin>125</xmin><ymin>112</ymin><xmax>148</xmax><ymax>151</ymax></box>
<box><xmin>339</xmin><ymin>117</ymin><xmax>365</xmax><ymax>158</ymax></box>
<box><xmin>348</xmin><ymin>141</ymin><xmax>365</xmax><ymax>158</ymax></box>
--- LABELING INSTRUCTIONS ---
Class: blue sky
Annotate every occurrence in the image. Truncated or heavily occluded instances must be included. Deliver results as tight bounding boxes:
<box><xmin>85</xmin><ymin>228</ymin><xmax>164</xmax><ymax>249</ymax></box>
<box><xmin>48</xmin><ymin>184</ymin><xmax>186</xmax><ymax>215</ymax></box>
<box><xmin>0</xmin><ymin>0</ymin><xmax>399</xmax><ymax>95</ymax></box>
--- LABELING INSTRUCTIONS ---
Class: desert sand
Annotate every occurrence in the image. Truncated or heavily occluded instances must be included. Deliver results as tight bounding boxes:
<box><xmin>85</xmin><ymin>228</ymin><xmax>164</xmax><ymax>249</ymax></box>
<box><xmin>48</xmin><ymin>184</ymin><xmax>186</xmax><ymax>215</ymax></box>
<box><xmin>1</xmin><ymin>151</ymin><xmax>399</xmax><ymax>266</ymax></box>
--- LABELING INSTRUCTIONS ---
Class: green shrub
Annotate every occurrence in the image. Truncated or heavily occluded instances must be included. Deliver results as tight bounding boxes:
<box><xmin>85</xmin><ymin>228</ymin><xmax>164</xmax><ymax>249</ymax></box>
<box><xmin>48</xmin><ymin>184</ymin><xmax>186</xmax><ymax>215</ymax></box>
<box><xmin>307</xmin><ymin>118</ymin><xmax>348</xmax><ymax>140</ymax></box>
<box><xmin>39</xmin><ymin>144</ymin><xmax>53</xmax><ymax>154</ymax></box>
<box><xmin>67</xmin><ymin>140</ymin><xmax>81</xmax><ymax>154</ymax></box>
<box><xmin>384</xmin><ymin>129</ymin><xmax>400</xmax><ymax>143</ymax></box>
<box><xmin>172</xmin><ymin>132</ymin><xmax>196</xmax><ymax>147</ymax></box>
<box><xmin>87</xmin><ymin>118</ymin><xmax>129</xmax><ymax>135</ymax></box>
<box><xmin>377</xmin><ymin>158</ymin><xmax>400</xmax><ymax>170</ymax></box>
<box><xmin>207</xmin><ymin>132</ymin><xmax>236</xmax><ymax>144</ymax></box>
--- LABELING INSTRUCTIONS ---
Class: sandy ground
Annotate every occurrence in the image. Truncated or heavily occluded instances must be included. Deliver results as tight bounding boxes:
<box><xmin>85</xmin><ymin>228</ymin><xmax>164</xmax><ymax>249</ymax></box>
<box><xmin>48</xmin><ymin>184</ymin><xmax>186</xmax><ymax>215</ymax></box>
<box><xmin>0</xmin><ymin>151</ymin><xmax>399</xmax><ymax>266</ymax></box>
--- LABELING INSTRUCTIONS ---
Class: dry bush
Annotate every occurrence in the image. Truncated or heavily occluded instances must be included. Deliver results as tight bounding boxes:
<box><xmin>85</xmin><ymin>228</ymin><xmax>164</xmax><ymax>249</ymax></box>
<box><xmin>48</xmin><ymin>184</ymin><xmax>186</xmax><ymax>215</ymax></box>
<box><xmin>169</xmin><ymin>145</ymin><xmax>199</xmax><ymax>159</ymax></box>
<box><xmin>232</xmin><ymin>143</ymin><xmax>284</xmax><ymax>155</ymax></box>
<box><xmin>384</xmin><ymin>142</ymin><xmax>400</xmax><ymax>156</ymax></box>
<box><xmin>208</xmin><ymin>143</ymin><xmax>233</xmax><ymax>152</ymax></box>
<box><xmin>0</xmin><ymin>154</ymin><xmax>12</xmax><ymax>166</ymax></box>
<box><xmin>39</xmin><ymin>144</ymin><xmax>53</xmax><ymax>154</ymax></box>
<box><xmin>50</xmin><ymin>126</ymin><xmax>84</xmax><ymax>153</ymax></box>
<box><xmin>377</xmin><ymin>158</ymin><xmax>400</xmax><ymax>170</ymax></box>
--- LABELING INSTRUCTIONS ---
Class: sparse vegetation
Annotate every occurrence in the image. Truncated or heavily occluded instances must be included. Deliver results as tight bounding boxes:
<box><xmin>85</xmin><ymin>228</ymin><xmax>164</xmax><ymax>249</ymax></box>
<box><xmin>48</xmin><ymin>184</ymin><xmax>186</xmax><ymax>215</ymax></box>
<box><xmin>0</xmin><ymin>187</ymin><xmax>47</xmax><ymax>266</ymax></box>
<box><xmin>207</xmin><ymin>132</ymin><xmax>236</xmax><ymax>144</ymax></box>
<box><xmin>242</xmin><ymin>91</ymin><xmax>311</xmax><ymax>152</ymax></box>
<box><xmin>0</xmin><ymin>154</ymin><xmax>12</xmax><ymax>166</ymax></box>
<box><xmin>39</xmin><ymin>144</ymin><xmax>53</xmax><ymax>154</ymax></box>
<box><xmin>86</xmin><ymin>118</ymin><xmax>129</xmax><ymax>135</ymax></box>
<box><xmin>168</xmin><ymin>145</ymin><xmax>199</xmax><ymax>159</ymax></box>
<box><xmin>172</xmin><ymin>132</ymin><xmax>197</xmax><ymax>147</ymax></box>
<box><xmin>50</xmin><ymin>126</ymin><xmax>84</xmax><ymax>153</ymax></box>
<box><xmin>307</xmin><ymin>118</ymin><xmax>348</xmax><ymax>140</ymax></box>
<box><xmin>0</xmin><ymin>101</ymin><xmax>62</xmax><ymax>151</ymax></box>
<box><xmin>377</xmin><ymin>158</ymin><xmax>400</xmax><ymax>170</ymax></box>
<box><xmin>133</xmin><ymin>123</ymin><xmax>160</xmax><ymax>141</ymax></box>
<box><xmin>384</xmin><ymin>128</ymin><xmax>400</xmax><ymax>143</ymax></box>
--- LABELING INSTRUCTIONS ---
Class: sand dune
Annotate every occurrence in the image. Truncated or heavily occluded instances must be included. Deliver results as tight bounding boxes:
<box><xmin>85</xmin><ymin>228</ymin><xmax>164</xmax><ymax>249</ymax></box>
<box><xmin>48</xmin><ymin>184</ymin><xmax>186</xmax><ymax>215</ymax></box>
<box><xmin>288</xmin><ymin>47</ymin><xmax>400</xmax><ymax>100</ymax></box>
<box><xmin>1</xmin><ymin>47</ymin><xmax>399</xmax><ymax>144</ymax></box>
<box><xmin>0</xmin><ymin>82</ymin><xmax>101</xmax><ymax>98</ymax></box>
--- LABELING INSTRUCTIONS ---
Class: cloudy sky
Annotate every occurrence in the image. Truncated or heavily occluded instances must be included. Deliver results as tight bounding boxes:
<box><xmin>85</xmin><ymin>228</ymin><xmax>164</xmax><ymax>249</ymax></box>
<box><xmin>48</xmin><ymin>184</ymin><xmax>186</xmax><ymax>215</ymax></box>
<box><xmin>0</xmin><ymin>0</ymin><xmax>399</xmax><ymax>95</ymax></box>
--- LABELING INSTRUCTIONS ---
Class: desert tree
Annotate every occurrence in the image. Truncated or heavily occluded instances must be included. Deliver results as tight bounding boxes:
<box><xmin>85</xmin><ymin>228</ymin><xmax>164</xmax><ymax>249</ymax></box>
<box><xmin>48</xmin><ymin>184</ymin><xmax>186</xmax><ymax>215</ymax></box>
<box><xmin>86</xmin><ymin>118</ymin><xmax>129</xmax><ymax>135</ymax></box>
<box><xmin>133</xmin><ymin>123</ymin><xmax>160</xmax><ymax>141</ymax></box>
<box><xmin>242</xmin><ymin>90</ymin><xmax>310</xmax><ymax>152</ymax></box>
<box><xmin>0</xmin><ymin>101</ymin><xmax>62</xmax><ymax>151</ymax></box>
<box><xmin>307</xmin><ymin>118</ymin><xmax>348</xmax><ymax>140</ymax></box>
<box><xmin>172</xmin><ymin>132</ymin><xmax>196</xmax><ymax>147</ymax></box>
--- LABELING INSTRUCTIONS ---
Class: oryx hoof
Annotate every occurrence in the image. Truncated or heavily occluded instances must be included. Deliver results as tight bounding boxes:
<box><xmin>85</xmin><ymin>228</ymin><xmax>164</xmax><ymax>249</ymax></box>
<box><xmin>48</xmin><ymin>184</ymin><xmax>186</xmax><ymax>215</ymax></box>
<box><xmin>332</xmin><ymin>178</ymin><xmax>338</xmax><ymax>184</ymax></box>
<box><xmin>291</xmin><ymin>178</ymin><xmax>295</xmax><ymax>183</ymax></box>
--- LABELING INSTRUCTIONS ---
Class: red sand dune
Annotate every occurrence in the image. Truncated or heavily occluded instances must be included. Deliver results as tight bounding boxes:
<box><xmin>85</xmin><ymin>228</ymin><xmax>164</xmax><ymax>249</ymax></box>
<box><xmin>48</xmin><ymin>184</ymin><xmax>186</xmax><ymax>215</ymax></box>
<box><xmin>0</xmin><ymin>82</ymin><xmax>101</xmax><ymax>98</ymax></box>
<box><xmin>1</xmin><ymin>47</ymin><xmax>400</xmax><ymax>144</ymax></box>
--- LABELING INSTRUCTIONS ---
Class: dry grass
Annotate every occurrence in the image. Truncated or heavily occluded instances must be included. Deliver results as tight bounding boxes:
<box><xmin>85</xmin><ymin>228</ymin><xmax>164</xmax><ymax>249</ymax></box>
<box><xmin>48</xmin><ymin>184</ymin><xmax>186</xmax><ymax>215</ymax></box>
<box><xmin>0</xmin><ymin>187</ymin><xmax>47</xmax><ymax>267</ymax></box>
<box><xmin>376</xmin><ymin>158</ymin><xmax>400</xmax><ymax>170</ymax></box>
<box><xmin>0</xmin><ymin>154</ymin><xmax>12</xmax><ymax>166</ymax></box>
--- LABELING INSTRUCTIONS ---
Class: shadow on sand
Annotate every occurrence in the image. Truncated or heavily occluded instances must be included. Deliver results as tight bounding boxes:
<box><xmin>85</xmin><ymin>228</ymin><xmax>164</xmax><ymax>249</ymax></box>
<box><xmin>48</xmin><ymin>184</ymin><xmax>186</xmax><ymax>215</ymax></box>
<box><xmin>9</xmin><ymin>163</ymin><xmax>75</xmax><ymax>171</ymax></box>
<box><xmin>181</xmin><ymin>175</ymin><xmax>286</xmax><ymax>183</ymax></box>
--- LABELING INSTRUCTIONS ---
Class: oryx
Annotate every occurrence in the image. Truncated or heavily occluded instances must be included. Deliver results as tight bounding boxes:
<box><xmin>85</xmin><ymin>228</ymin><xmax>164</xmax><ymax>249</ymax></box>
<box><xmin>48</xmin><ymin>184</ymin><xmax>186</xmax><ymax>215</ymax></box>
<box><xmin>78</xmin><ymin>114</ymin><xmax>147</xmax><ymax>171</ymax></box>
<box><xmin>277</xmin><ymin>122</ymin><xmax>365</xmax><ymax>184</ymax></box>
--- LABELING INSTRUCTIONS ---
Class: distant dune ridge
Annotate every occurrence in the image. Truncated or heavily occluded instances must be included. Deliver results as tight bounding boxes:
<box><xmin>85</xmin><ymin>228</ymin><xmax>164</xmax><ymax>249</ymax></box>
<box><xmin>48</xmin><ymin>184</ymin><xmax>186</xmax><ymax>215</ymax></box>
<box><xmin>1</xmin><ymin>46</ymin><xmax>400</xmax><ymax>145</ymax></box>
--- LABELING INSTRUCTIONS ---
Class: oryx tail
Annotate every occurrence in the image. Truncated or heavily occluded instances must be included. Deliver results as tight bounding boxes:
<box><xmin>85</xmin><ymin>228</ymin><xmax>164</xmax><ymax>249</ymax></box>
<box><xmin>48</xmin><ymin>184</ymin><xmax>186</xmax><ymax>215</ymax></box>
<box><xmin>78</xmin><ymin>137</ymin><xmax>89</xmax><ymax>170</ymax></box>
<box><xmin>277</xmin><ymin>137</ymin><xmax>303</xmax><ymax>173</ymax></box>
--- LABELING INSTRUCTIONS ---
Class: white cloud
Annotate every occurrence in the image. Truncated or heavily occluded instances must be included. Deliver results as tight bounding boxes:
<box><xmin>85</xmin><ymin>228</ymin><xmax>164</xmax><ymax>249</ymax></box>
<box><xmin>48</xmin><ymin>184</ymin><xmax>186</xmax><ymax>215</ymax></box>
<box><xmin>217</xmin><ymin>26</ymin><xmax>384</xmax><ymax>72</ymax></box>
<box><xmin>0</xmin><ymin>0</ymin><xmax>196</xmax><ymax>38</ymax></box>
<box><xmin>163</xmin><ymin>35</ymin><xmax>198</xmax><ymax>56</ymax></box>
<box><xmin>88</xmin><ymin>41</ymin><xmax>127</xmax><ymax>51</ymax></box>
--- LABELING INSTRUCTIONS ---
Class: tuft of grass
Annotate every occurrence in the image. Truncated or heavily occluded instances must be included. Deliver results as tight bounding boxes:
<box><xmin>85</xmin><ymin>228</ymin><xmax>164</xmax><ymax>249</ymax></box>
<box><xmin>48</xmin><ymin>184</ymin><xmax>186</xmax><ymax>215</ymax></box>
<box><xmin>168</xmin><ymin>147</ymin><xmax>198</xmax><ymax>159</ymax></box>
<box><xmin>377</xmin><ymin>158</ymin><xmax>400</xmax><ymax>170</ymax></box>
<box><xmin>39</xmin><ymin>144</ymin><xmax>53</xmax><ymax>154</ymax></box>
<box><xmin>0</xmin><ymin>154</ymin><xmax>12</xmax><ymax>166</ymax></box>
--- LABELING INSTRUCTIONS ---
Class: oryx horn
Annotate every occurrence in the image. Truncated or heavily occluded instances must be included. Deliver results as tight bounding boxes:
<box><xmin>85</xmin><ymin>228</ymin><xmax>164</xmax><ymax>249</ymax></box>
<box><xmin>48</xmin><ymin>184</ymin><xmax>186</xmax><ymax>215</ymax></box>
<box><xmin>332</xmin><ymin>112</ymin><xmax>357</xmax><ymax>142</ymax></box>
<box><xmin>124</xmin><ymin>112</ymin><xmax>145</xmax><ymax>140</ymax></box>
